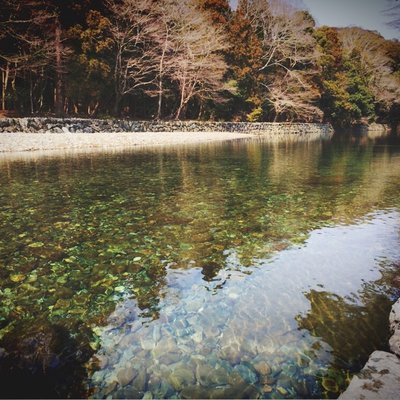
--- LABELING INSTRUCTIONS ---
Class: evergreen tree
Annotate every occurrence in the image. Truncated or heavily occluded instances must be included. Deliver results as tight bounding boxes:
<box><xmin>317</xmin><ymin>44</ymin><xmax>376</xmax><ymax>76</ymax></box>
<box><xmin>228</xmin><ymin>0</ymin><xmax>264</xmax><ymax>120</ymax></box>
<box><xmin>199</xmin><ymin>0</ymin><xmax>232</xmax><ymax>26</ymax></box>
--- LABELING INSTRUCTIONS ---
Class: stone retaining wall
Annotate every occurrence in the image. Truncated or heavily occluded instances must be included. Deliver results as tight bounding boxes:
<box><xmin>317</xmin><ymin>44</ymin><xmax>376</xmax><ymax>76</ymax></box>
<box><xmin>0</xmin><ymin>117</ymin><xmax>333</xmax><ymax>138</ymax></box>
<box><xmin>353</xmin><ymin>123</ymin><xmax>391</xmax><ymax>139</ymax></box>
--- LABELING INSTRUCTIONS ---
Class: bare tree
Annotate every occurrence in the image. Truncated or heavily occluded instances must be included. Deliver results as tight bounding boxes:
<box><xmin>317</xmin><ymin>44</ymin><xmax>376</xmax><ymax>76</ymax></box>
<box><xmin>105</xmin><ymin>0</ymin><xmax>229</xmax><ymax>119</ymax></box>
<box><xmin>246</xmin><ymin>0</ymin><xmax>322</xmax><ymax>121</ymax></box>
<box><xmin>384</xmin><ymin>0</ymin><xmax>400</xmax><ymax>31</ymax></box>
<box><xmin>266</xmin><ymin>70</ymin><xmax>323</xmax><ymax>121</ymax></box>
<box><xmin>163</xmin><ymin>0</ymin><xmax>229</xmax><ymax>119</ymax></box>
<box><xmin>255</xmin><ymin>9</ymin><xmax>316</xmax><ymax>73</ymax></box>
<box><xmin>145</xmin><ymin>0</ymin><xmax>178</xmax><ymax>120</ymax></box>
<box><xmin>106</xmin><ymin>0</ymin><xmax>159</xmax><ymax>116</ymax></box>
<box><xmin>339</xmin><ymin>27</ymin><xmax>400</xmax><ymax>109</ymax></box>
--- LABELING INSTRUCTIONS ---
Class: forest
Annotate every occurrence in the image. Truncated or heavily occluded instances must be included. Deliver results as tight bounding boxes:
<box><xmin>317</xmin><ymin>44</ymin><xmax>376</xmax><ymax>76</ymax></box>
<box><xmin>1</xmin><ymin>0</ymin><xmax>400</xmax><ymax>127</ymax></box>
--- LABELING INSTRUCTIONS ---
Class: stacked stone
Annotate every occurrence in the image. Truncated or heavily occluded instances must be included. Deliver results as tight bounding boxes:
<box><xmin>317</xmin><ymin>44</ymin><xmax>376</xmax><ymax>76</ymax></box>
<box><xmin>0</xmin><ymin>117</ymin><xmax>334</xmax><ymax>137</ymax></box>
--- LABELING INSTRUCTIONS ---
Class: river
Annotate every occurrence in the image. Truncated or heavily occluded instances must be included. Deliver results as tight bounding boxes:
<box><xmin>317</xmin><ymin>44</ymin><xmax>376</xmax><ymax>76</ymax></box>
<box><xmin>0</xmin><ymin>133</ymin><xmax>399</xmax><ymax>398</ymax></box>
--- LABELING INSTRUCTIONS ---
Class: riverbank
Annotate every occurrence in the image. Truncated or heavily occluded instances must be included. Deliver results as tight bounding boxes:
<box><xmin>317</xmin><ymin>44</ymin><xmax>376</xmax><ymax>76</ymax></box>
<box><xmin>0</xmin><ymin>118</ymin><xmax>334</xmax><ymax>154</ymax></box>
<box><xmin>0</xmin><ymin>132</ymin><xmax>257</xmax><ymax>153</ymax></box>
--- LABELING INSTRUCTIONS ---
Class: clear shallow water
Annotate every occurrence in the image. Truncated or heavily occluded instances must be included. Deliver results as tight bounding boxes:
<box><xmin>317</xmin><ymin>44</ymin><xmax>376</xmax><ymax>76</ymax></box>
<box><xmin>0</xmin><ymin>135</ymin><xmax>400</xmax><ymax>398</ymax></box>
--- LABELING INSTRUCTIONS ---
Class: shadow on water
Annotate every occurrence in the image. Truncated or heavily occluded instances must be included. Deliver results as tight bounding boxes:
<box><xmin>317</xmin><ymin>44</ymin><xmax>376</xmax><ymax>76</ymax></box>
<box><xmin>0</xmin><ymin>320</ymin><xmax>93</xmax><ymax>398</ymax></box>
<box><xmin>295</xmin><ymin>260</ymin><xmax>400</xmax><ymax>398</ymax></box>
<box><xmin>298</xmin><ymin>290</ymin><xmax>392</xmax><ymax>371</ymax></box>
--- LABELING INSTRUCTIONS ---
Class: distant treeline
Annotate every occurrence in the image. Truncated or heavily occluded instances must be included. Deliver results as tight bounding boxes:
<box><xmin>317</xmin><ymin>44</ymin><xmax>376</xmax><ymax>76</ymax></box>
<box><xmin>1</xmin><ymin>0</ymin><xmax>399</xmax><ymax>126</ymax></box>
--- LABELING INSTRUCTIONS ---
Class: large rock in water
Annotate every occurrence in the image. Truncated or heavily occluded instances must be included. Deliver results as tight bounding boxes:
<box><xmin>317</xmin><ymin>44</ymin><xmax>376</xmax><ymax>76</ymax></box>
<box><xmin>389</xmin><ymin>298</ymin><xmax>400</xmax><ymax>333</ymax></box>
<box><xmin>338</xmin><ymin>351</ymin><xmax>400</xmax><ymax>399</ymax></box>
<box><xmin>390</xmin><ymin>299</ymin><xmax>400</xmax><ymax>356</ymax></box>
<box><xmin>389</xmin><ymin>332</ymin><xmax>400</xmax><ymax>357</ymax></box>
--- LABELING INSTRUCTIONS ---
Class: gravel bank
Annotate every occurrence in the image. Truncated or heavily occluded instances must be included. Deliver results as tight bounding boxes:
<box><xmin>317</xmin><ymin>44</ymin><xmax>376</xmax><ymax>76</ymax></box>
<box><xmin>0</xmin><ymin>131</ymin><xmax>255</xmax><ymax>153</ymax></box>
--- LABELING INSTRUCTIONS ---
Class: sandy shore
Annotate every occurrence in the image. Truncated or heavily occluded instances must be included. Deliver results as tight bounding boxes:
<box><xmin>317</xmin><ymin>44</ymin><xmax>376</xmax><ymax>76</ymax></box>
<box><xmin>0</xmin><ymin>131</ymin><xmax>255</xmax><ymax>154</ymax></box>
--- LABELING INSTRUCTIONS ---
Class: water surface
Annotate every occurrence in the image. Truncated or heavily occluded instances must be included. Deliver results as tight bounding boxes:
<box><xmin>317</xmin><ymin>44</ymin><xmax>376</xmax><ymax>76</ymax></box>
<box><xmin>0</xmin><ymin>134</ymin><xmax>400</xmax><ymax>398</ymax></box>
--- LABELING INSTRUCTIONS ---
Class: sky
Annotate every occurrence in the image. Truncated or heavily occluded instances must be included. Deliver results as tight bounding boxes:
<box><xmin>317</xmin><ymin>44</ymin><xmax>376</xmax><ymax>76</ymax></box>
<box><xmin>229</xmin><ymin>0</ymin><xmax>400</xmax><ymax>40</ymax></box>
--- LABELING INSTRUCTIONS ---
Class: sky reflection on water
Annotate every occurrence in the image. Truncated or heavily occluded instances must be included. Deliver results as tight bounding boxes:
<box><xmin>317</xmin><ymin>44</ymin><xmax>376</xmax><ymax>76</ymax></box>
<box><xmin>89</xmin><ymin>210</ymin><xmax>400</xmax><ymax>399</ymax></box>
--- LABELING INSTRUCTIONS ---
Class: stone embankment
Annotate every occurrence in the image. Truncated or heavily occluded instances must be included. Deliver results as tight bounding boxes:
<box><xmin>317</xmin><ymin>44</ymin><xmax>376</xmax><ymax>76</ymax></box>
<box><xmin>339</xmin><ymin>298</ymin><xmax>400</xmax><ymax>399</ymax></box>
<box><xmin>354</xmin><ymin>123</ymin><xmax>391</xmax><ymax>139</ymax></box>
<box><xmin>0</xmin><ymin>117</ymin><xmax>333</xmax><ymax>137</ymax></box>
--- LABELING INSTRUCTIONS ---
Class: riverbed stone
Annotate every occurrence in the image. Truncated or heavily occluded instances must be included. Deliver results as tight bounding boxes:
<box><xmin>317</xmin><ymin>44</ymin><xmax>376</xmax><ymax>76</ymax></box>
<box><xmin>158</xmin><ymin>351</ymin><xmax>182</xmax><ymax>365</ymax></box>
<box><xmin>226</xmin><ymin>370</ymin><xmax>246</xmax><ymax>386</ymax></box>
<box><xmin>204</xmin><ymin>325</ymin><xmax>221</xmax><ymax>338</ymax></box>
<box><xmin>140</xmin><ymin>336</ymin><xmax>155</xmax><ymax>351</ymax></box>
<box><xmin>260</xmin><ymin>374</ymin><xmax>275</xmax><ymax>385</ymax></box>
<box><xmin>253</xmin><ymin>360</ymin><xmax>271</xmax><ymax>376</ymax></box>
<box><xmin>195</xmin><ymin>363</ymin><xmax>211</xmax><ymax>386</ymax></box>
<box><xmin>234</xmin><ymin>363</ymin><xmax>258</xmax><ymax>384</ymax></box>
<box><xmin>277</xmin><ymin>386</ymin><xmax>288</xmax><ymax>396</ymax></box>
<box><xmin>150</xmin><ymin>381</ymin><xmax>174</xmax><ymax>399</ymax></box>
<box><xmin>131</xmin><ymin>368</ymin><xmax>147</xmax><ymax>393</ymax></box>
<box><xmin>220</xmin><ymin>344</ymin><xmax>241</xmax><ymax>364</ymax></box>
<box><xmin>117</xmin><ymin>366</ymin><xmax>138</xmax><ymax>386</ymax></box>
<box><xmin>192</xmin><ymin>330</ymin><xmax>204</xmax><ymax>344</ymax></box>
<box><xmin>142</xmin><ymin>391</ymin><xmax>153</xmax><ymax>399</ymax></box>
<box><xmin>339</xmin><ymin>351</ymin><xmax>400</xmax><ymax>399</ymax></box>
<box><xmin>209</xmin><ymin>384</ymin><xmax>260</xmax><ymax>399</ymax></box>
<box><xmin>180</xmin><ymin>385</ymin><xmax>210</xmax><ymax>399</ymax></box>
<box><xmin>262</xmin><ymin>384</ymin><xmax>273</xmax><ymax>393</ymax></box>
<box><xmin>152</xmin><ymin>337</ymin><xmax>177</xmax><ymax>359</ymax></box>
<box><xmin>102</xmin><ymin>380</ymin><xmax>117</xmax><ymax>396</ymax></box>
<box><xmin>168</xmin><ymin>366</ymin><xmax>195</xmax><ymax>390</ymax></box>
<box><xmin>195</xmin><ymin>362</ymin><xmax>230</xmax><ymax>386</ymax></box>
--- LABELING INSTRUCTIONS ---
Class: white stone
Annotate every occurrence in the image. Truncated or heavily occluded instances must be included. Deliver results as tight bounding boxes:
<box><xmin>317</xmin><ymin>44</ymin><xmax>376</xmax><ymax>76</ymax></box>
<box><xmin>389</xmin><ymin>299</ymin><xmax>400</xmax><ymax>333</ymax></box>
<box><xmin>339</xmin><ymin>351</ymin><xmax>400</xmax><ymax>400</ymax></box>
<box><xmin>389</xmin><ymin>331</ymin><xmax>400</xmax><ymax>357</ymax></box>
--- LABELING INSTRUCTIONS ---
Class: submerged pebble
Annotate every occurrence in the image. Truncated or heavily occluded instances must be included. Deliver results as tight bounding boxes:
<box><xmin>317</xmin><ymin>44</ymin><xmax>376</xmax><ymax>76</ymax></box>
<box><xmin>234</xmin><ymin>363</ymin><xmax>258</xmax><ymax>384</ymax></box>
<box><xmin>116</xmin><ymin>367</ymin><xmax>138</xmax><ymax>386</ymax></box>
<box><xmin>277</xmin><ymin>386</ymin><xmax>288</xmax><ymax>396</ymax></box>
<box><xmin>253</xmin><ymin>360</ymin><xmax>271</xmax><ymax>376</ymax></box>
<box><xmin>168</xmin><ymin>366</ymin><xmax>195</xmax><ymax>390</ymax></box>
<box><xmin>262</xmin><ymin>384</ymin><xmax>273</xmax><ymax>393</ymax></box>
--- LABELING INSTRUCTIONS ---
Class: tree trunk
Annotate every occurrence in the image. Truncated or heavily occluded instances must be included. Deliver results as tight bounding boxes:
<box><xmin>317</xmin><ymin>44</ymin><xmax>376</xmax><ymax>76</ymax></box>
<box><xmin>156</xmin><ymin>31</ymin><xmax>169</xmax><ymax>120</ymax></box>
<box><xmin>1</xmin><ymin>63</ymin><xmax>10</xmax><ymax>110</ymax></box>
<box><xmin>198</xmin><ymin>101</ymin><xmax>204</xmax><ymax>120</ymax></box>
<box><xmin>157</xmin><ymin>79</ymin><xmax>163</xmax><ymax>120</ymax></box>
<box><xmin>113</xmin><ymin>46</ymin><xmax>123</xmax><ymax>117</ymax></box>
<box><xmin>175</xmin><ymin>76</ymin><xmax>187</xmax><ymax>120</ymax></box>
<box><xmin>29</xmin><ymin>74</ymin><xmax>34</xmax><ymax>114</ymax></box>
<box><xmin>175</xmin><ymin>103</ymin><xmax>183</xmax><ymax>120</ymax></box>
<box><xmin>54</xmin><ymin>20</ymin><xmax>63</xmax><ymax>116</ymax></box>
<box><xmin>114</xmin><ymin>92</ymin><xmax>121</xmax><ymax>117</ymax></box>
<box><xmin>11</xmin><ymin>63</ymin><xmax>17</xmax><ymax>111</ymax></box>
